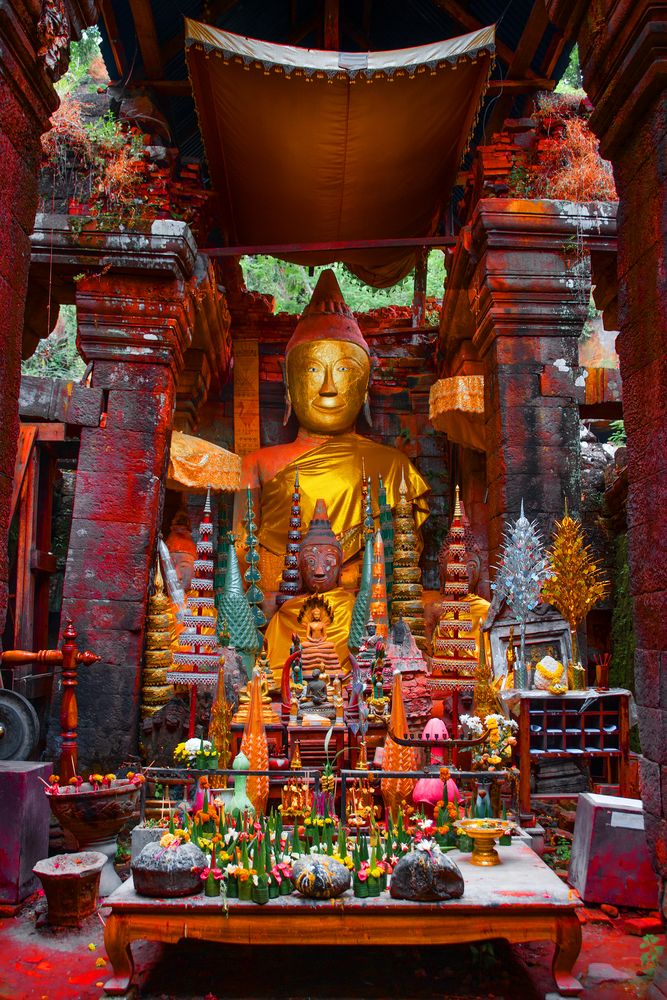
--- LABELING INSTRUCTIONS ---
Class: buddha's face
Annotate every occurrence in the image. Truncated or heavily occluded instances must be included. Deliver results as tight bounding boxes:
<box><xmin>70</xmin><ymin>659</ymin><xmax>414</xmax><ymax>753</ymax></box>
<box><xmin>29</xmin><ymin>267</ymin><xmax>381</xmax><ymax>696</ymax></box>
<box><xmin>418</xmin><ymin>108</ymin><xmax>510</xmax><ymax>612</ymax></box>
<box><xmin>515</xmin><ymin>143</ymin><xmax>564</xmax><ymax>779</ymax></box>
<box><xmin>171</xmin><ymin>550</ymin><xmax>194</xmax><ymax>591</ymax></box>
<box><xmin>299</xmin><ymin>541</ymin><xmax>342</xmax><ymax>593</ymax></box>
<box><xmin>286</xmin><ymin>340</ymin><xmax>370</xmax><ymax>435</ymax></box>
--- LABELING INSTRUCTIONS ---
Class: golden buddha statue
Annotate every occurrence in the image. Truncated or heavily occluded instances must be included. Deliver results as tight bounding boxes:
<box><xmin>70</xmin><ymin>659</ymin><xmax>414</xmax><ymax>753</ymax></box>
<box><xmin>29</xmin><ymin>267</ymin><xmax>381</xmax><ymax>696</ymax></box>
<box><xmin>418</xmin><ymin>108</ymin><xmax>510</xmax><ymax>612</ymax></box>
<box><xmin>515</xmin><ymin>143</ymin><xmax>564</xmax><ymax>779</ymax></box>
<box><xmin>234</xmin><ymin>268</ymin><xmax>429</xmax><ymax>593</ymax></box>
<box><xmin>264</xmin><ymin>499</ymin><xmax>355</xmax><ymax>685</ymax></box>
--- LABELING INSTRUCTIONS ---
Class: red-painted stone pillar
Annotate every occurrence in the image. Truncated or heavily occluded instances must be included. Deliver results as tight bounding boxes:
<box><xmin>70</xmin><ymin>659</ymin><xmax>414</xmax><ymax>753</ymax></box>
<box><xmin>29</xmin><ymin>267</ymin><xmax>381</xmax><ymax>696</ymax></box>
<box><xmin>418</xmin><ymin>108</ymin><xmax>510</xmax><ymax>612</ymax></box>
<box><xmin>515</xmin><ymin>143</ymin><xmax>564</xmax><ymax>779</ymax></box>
<box><xmin>467</xmin><ymin>200</ymin><xmax>616</xmax><ymax>566</ymax></box>
<box><xmin>545</xmin><ymin>4</ymin><xmax>667</xmax><ymax>988</ymax></box>
<box><xmin>53</xmin><ymin>227</ymin><xmax>196</xmax><ymax>768</ymax></box>
<box><xmin>0</xmin><ymin>1</ymin><xmax>95</xmax><ymax>640</ymax></box>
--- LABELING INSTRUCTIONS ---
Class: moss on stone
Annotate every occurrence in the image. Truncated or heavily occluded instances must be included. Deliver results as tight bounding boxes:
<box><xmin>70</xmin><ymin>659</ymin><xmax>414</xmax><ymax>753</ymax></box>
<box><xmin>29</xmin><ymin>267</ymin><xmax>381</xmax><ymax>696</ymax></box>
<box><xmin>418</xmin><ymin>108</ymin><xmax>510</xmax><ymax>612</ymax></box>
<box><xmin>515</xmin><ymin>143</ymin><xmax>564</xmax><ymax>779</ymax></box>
<box><xmin>609</xmin><ymin>534</ymin><xmax>640</xmax><ymax>752</ymax></box>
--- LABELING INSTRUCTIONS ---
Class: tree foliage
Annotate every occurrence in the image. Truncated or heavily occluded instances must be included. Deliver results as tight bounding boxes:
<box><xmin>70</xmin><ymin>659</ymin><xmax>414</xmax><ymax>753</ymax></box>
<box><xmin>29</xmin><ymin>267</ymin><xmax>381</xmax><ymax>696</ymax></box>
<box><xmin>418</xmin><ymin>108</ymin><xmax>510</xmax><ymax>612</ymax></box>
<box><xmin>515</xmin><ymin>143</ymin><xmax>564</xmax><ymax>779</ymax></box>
<box><xmin>56</xmin><ymin>27</ymin><xmax>104</xmax><ymax>97</ymax></box>
<box><xmin>21</xmin><ymin>305</ymin><xmax>86</xmax><ymax>380</ymax></box>
<box><xmin>241</xmin><ymin>252</ymin><xmax>446</xmax><ymax>315</ymax></box>
<box><xmin>555</xmin><ymin>45</ymin><xmax>582</xmax><ymax>94</ymax></box>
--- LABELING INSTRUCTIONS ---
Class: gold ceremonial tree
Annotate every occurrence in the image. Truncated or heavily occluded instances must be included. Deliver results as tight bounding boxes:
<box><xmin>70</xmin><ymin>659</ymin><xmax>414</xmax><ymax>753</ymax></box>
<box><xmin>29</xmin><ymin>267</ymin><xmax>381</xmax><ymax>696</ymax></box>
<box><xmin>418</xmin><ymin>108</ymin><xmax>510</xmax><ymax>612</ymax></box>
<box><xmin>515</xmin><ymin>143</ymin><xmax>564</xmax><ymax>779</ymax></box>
<box><xmin>542</xmin><ymin>509</ymin><xmax>609</xmax><ymax>664</ymax></box>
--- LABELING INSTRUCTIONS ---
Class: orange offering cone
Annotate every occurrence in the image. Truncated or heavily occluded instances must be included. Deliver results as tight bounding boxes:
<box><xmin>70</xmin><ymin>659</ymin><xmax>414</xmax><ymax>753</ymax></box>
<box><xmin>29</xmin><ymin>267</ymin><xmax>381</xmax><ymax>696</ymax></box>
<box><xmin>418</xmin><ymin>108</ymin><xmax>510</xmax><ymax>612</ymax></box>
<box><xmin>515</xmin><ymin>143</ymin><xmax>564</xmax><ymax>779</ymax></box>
<box><xmin>239</xmin><ymin>669</ymin><xmax>269</xmax><ymax>814</ymax></box>
<box><xmin>381</xmin><ymin>671</ymin><xmax>418</xmax><ymax>822</ymax></box>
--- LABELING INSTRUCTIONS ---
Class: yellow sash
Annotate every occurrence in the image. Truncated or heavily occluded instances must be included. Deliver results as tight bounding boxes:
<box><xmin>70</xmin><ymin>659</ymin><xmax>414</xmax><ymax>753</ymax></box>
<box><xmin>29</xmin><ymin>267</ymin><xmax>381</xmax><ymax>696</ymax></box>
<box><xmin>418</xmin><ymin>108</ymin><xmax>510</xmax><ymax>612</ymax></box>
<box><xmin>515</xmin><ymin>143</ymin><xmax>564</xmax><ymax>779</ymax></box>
<box><xmin>258</xmin><ymin>433</ymin><xmax>429</xmax><ymax>562</ymax></box>
<box><xmin>264</xmin><ymin>587</ymin><xmax>356</xmax><ymax>683</ymax></box>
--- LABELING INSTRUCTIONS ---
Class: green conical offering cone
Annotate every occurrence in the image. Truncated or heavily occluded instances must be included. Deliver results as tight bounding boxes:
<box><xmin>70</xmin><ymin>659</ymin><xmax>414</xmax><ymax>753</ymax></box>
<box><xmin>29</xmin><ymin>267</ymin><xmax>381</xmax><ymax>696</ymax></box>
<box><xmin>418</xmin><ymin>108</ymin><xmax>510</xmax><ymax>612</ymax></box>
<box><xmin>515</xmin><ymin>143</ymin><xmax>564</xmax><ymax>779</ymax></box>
<box><xmin>349</xmin><ymin>531</ymin><xmax>374</xmax><ymax>651</ymax></box>
<box><xmin>218</xmin><ymin>541</ymin><xmax>260</xmax><ymax>677</ymax></box>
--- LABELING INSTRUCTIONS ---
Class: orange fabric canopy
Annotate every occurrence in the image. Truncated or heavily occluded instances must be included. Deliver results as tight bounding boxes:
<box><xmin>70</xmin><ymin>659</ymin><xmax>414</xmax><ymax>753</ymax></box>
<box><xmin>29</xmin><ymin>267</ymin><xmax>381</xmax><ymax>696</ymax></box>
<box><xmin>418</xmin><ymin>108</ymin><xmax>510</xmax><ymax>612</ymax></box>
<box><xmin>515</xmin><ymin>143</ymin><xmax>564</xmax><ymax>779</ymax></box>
<box><xmin>185</xmin><ymin>20</ymin><xmax>495</xmax><ymax>287</ymax></box>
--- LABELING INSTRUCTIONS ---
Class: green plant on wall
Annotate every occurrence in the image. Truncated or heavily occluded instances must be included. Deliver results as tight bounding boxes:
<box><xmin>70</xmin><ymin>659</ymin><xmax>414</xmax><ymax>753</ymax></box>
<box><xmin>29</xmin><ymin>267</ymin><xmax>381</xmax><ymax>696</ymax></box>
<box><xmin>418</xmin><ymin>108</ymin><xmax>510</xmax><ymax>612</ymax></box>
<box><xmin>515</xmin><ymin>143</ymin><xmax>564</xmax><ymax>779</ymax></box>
<box><xmin>609</xmin><ymin>420</ymin><xmax>627</xmax><ymax>446</ymax></box>
<box><xmin>609</xmin><ymin>533</ymin><xmax>640</xmax><ymax>752</ymax></box>
<box><xmin>21</xmin><ymin>305</ymin><xmax>86</xmax><ymax>380</ymax></box>
<box><xmin>610</xmin><ymin>534</ymin><xmax>636</xmax><ymax>692</ymax></box>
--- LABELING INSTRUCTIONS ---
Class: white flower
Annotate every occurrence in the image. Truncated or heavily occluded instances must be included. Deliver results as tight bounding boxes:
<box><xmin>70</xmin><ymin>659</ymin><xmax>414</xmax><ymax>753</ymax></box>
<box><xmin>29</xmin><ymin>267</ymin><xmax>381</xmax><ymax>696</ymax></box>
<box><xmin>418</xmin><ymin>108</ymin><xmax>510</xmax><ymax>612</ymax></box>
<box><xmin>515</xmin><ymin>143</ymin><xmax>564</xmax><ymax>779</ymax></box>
<box><xmin>415</xmin><ymin>839</ymin><xmax>441</xmax><ymax>855</ymax></box>
<box><xmin>184</xmin><ymin>737</ymin><xmax>212</xmax><ymax>755</ymax></box>
<box><xmin>459</xmin><ymin>714</ymin><xmax>483</xmax><ymax>735</ymax></box>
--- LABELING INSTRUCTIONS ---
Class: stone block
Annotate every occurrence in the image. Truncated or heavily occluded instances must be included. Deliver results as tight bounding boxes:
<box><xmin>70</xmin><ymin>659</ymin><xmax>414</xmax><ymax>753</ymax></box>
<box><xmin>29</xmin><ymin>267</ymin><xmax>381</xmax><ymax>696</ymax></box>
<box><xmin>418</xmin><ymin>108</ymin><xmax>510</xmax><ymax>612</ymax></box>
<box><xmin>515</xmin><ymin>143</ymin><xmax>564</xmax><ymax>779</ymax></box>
<box><xmin>638</xmin><ymin>708</ymin><xmax>667</xmax><ymax>766</ymax></box>
<box><xmin>72</xmin><ymin>470</ymin><xmax>162</xmax><ymax>523</ymax></box>
<box><xmin>539</xmin><ymin>365</ymin><xmax>585</xmax><ymax>401</ymax></box>
<box><xmin>569</xmin><ymin>792</ymin><xmax>658</xmax><ymax>908</ymax></box>
<box><xmin>623</xmin><ymin>915</ymin><xmax>664</xmax><ymax>936</ymax></box>
<box><xmin>0</xmin><ymin>761</ymin><xmax>53</xmax><ymax>905</ymax></box>
<box><xmin>63</xmin><ymin>519</ymin><xmax>154</xmax><ymax>602</ymax></box>
<box><xmin>633</xmin><ymin>594</ymin><xmax>667</xmax><ymax>650</ymax></box>
<box><xmin>61</xmin><ymin>598</ymin><xmax>146</xmax><ymax>633</ymax></box>
<box><xmin>103</xmin><ymin>387</ymin><xmax>174</xmax><ymax>434</ymax></box>
<box><xmin>619</xmin><ymin>355</ymin><xmax>667</xmax><ymax>434</ymax></box>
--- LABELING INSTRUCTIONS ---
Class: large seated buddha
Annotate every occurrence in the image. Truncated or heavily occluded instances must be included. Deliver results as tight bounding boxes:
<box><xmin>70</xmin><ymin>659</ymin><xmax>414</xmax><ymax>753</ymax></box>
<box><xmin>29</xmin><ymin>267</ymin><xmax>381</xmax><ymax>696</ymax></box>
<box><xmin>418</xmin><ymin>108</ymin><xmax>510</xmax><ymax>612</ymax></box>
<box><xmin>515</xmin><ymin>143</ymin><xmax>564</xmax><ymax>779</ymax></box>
<box><xmin>234</xmin><ymin>269</ymin><xmax>429</xmax><ymax>594</ymax></box>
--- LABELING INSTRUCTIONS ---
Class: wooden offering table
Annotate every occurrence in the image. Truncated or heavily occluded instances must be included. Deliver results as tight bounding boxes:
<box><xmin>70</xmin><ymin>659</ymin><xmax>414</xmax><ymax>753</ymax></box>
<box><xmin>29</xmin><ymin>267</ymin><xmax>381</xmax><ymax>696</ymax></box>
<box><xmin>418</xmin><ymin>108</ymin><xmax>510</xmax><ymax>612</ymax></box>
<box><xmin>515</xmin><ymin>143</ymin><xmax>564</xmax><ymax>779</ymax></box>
<box><xmin>104</xmin><ymin>843</ymin><xmax>582</xmax><ymax>996</ymax></box>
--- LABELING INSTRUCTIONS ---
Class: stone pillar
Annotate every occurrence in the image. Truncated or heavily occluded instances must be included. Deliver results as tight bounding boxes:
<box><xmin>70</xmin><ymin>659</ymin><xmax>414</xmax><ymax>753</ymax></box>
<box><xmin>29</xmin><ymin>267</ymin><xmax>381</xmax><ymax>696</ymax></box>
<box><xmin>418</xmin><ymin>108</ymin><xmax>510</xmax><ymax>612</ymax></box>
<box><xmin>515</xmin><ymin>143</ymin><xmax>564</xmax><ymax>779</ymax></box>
<box><xmin>0</xmin><ymin>1</ymin><xmax>94</xmax><ymax>638</ymax></box>
<box><xmin>54</xmin><ymin>227</ymin><xmax>196</xmax><ymax>768</ymax></box>
<box><xmin>468</xmin><ymin>200</ymin><xmax>604</xmax><ymax>566</ymax></box>
<box><xmin>545</xmin><ymin>4</ymin><xmax>667</xmax><ymax>985</ymax></box>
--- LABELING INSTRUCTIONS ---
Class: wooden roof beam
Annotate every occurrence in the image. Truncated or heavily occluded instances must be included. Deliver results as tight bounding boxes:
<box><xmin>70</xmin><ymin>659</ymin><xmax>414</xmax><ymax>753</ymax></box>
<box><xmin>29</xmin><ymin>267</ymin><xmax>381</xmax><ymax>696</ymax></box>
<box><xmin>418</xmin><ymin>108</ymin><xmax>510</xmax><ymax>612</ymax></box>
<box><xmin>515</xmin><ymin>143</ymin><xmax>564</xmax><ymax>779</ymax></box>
<box><xmin>430</xmin><ymin>0</ymin><xmax>539</xmax><ymax>78</ymax></box>
<box><xmin>484</xmin><ymin>0</ymin><xmax>551</xmax><ymax>138</ymax></box>
<box><xmin>198</xmin><ymin>236</ymin><xmax>456</xmax><ymax>256</ymax></box>
<box><xmin>98</xmin><ymin>0</ymin><xmax>127</xmax><ymax>78</ymax></box>
<box><xmin>323</xmin><ymin>0</ymin><xmax>340</xmax><ymax>50</ymax></box>
<box><xmin>128</xmin><ymin>0</ymin><xmax>164</xmax><ymax>79</ymax></box>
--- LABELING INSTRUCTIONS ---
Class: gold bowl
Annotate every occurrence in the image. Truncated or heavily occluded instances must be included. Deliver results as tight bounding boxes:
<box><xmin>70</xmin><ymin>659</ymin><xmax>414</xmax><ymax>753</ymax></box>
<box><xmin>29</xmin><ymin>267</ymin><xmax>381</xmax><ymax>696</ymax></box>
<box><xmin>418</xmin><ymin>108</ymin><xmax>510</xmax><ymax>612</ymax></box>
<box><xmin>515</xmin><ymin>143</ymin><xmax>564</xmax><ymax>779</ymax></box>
<box><xmin>455</xmin><ymin>818</ymin><xmax>513</xmax><ymax>866</ymax></box>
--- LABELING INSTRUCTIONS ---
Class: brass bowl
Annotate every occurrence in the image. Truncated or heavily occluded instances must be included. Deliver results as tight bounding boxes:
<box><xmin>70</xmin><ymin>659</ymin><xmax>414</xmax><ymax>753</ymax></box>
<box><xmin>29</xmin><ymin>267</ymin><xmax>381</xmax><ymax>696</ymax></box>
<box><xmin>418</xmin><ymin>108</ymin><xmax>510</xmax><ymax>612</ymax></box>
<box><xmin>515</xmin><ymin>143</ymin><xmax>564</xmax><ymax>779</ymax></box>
<box><xmin>455</xmin><ymin>818</ymin><xmax>513</xmax><ymax>866</ymax></box>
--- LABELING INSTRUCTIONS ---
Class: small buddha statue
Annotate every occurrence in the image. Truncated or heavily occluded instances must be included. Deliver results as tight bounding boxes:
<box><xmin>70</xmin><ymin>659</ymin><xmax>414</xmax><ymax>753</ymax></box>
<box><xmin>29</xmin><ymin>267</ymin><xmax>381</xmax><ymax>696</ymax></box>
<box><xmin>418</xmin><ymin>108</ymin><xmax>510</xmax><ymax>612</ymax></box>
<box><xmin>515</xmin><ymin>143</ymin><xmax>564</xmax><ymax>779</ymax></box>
<box><xmin>302</xmin><ymin>667</ymin><xmax>328</xmax><ymax>707</ymax></box>
<box><xmin>297</xmin><ymin>665</ymin><xmax>335</xmax><ymax>722</ymax></box>
<box><xmin>264</xmin><ymin>499</ymin><xmax>355</xmax><ymax>684</ymax></box>
<box><xmin>307</xmin><ymin>606</ymin><xmax>327</xmax><ymax>643</ymax></box>
<box><xmin>234</xmin><ymin>269</ymin><xmax>429</xmax><ymax>594</ymax></box>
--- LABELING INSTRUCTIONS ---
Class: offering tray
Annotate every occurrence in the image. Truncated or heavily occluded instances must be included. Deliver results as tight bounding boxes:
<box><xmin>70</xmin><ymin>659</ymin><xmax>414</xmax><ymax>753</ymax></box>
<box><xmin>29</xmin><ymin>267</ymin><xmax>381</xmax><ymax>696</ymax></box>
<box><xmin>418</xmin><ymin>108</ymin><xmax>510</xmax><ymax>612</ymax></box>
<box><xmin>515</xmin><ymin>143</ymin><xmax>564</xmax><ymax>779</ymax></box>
<box><xmin>455</xmin><ymin>818</ymin><xmax>514</xmax><ymax>866</ymax></box>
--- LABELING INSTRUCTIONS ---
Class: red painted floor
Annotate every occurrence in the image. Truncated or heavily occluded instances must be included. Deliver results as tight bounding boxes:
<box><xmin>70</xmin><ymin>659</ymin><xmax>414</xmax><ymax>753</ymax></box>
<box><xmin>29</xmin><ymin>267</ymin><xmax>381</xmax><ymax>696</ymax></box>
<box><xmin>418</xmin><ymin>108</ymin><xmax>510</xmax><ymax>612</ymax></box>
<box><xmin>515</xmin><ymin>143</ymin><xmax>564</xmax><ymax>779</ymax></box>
<box><xmin>0</xmin><ymin>890</ymin><xmax>662</xmax><ymax>999</ymax></box>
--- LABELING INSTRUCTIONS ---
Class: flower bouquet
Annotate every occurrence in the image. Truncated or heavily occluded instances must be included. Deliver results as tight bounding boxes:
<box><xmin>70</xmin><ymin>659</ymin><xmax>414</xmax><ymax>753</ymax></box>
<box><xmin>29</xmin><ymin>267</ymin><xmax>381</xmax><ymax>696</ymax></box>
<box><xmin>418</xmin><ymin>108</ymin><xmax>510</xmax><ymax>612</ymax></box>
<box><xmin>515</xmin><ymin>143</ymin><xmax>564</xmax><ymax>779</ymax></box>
<box><xmin>459</xmin><ymin>713</ymin><xmax>518</xmax><ymax>771</ymax></box>
<box><xmin>173</xmin><ymin>738</ymin><xmax>218</xmax><ymax>770</ymax></box>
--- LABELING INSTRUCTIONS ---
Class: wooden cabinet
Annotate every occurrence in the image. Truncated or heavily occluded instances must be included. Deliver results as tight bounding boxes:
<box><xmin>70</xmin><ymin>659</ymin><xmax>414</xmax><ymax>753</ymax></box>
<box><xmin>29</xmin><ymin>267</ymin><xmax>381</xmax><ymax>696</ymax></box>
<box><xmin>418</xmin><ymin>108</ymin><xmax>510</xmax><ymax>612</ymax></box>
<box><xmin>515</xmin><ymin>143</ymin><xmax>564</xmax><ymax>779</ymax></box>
<box><xmin>514</xmin><ymin>691</ymin><xmax>631</xmax><ymax>815</ymax></box>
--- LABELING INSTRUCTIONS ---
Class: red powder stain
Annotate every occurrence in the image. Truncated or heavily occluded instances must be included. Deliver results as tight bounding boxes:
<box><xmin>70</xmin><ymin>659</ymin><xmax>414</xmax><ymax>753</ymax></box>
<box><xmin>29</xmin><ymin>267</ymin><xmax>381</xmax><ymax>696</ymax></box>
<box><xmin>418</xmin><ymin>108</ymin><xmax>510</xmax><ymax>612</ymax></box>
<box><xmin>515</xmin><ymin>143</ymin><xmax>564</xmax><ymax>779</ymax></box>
<box><xmin>496</xmin><ymin>890</ymin><xmax>541</xmax><ymax>897</ymax></box>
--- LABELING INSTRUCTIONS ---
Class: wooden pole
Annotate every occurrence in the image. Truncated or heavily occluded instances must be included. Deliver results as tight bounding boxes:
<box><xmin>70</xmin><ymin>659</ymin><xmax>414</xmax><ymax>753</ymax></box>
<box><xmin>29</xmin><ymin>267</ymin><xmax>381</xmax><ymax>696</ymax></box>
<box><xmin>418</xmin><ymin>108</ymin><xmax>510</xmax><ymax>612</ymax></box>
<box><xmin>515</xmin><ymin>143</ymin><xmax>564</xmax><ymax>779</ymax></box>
<box><xmin>59</xmin><ymin>619</ymin><xmax>79</xmax><ymax>782</ymax></box>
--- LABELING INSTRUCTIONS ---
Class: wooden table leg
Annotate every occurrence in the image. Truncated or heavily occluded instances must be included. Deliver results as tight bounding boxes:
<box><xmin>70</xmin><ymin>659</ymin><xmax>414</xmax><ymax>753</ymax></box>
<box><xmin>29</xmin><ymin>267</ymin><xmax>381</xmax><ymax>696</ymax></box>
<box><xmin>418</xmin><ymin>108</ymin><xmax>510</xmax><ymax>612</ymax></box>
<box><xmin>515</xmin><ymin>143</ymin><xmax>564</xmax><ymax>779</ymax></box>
<box><xmin>552</xmin><ymin>912</ymin><xmax>583</xmax><ymax>996</ymax></box>
<box><xmin>103</xmin><ymin>913</ymin><xmax>135</xmax><ymax>995</ymax></box>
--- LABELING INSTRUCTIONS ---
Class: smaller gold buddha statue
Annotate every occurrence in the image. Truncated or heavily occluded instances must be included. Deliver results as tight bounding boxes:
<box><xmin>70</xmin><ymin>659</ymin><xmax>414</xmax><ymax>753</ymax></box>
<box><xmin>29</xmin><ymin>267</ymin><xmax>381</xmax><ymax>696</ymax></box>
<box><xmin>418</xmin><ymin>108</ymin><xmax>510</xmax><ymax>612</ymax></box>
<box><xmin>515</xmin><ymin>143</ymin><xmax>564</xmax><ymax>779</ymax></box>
<box><xmin>300</xmin><ymin>601</ymin><xmax>341</xmax><ymax>676</ymax></box>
